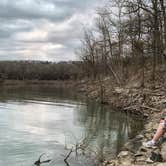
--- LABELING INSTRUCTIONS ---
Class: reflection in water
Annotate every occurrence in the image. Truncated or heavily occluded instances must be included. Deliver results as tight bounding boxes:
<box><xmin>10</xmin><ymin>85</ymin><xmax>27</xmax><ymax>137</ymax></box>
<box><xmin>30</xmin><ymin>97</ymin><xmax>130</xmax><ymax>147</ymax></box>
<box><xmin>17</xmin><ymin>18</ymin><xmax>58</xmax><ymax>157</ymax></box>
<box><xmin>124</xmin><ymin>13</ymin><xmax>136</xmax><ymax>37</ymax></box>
<box><xmin>0</xmin><ymin>86</ymin><xmax>82</xmax><ymax>103</ymax></box>
<box><xmin>0</xmin><ymin>86</ymin><xmax>143</xmax><ymax>166</ymax></box>
<box><xmin>74</xmin><ymin>102</ymin><xmax>143</xmax><ymax>160</ymax></box>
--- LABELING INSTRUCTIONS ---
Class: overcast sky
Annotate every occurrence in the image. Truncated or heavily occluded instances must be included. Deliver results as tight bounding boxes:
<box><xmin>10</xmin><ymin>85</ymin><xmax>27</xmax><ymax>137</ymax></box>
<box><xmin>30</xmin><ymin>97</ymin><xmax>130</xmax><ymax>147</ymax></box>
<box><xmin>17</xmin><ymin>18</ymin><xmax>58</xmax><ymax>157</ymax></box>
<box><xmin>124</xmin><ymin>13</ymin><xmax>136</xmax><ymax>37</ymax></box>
<box><xmin>0</xmin><ymin>0</ymin><xmax>107</xmax><ymax>62</ymax></box>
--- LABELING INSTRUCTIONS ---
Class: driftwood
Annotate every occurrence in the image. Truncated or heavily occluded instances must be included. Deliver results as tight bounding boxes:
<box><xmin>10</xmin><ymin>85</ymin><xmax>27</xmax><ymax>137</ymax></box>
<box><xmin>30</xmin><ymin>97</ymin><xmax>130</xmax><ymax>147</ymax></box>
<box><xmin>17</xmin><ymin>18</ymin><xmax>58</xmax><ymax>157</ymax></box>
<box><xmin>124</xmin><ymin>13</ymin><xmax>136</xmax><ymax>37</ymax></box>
<box><xmin>64</xmin><ymin>148</ymin><xmax>73</xmax><ymax>166</ymax></box>
<box><xmin>34</xmin><ymin>136</ymin><xmax>94</xmax><ymax>166</ymax></box>
<box><xmin>124</xmin><ymin>104</ymin><xmax>160</xmax><ymax>113</ymax></box>
<box><xmin>34</xmin><ymin>153</ymin><xmax>51</xmax><ymax>166</ymax></box>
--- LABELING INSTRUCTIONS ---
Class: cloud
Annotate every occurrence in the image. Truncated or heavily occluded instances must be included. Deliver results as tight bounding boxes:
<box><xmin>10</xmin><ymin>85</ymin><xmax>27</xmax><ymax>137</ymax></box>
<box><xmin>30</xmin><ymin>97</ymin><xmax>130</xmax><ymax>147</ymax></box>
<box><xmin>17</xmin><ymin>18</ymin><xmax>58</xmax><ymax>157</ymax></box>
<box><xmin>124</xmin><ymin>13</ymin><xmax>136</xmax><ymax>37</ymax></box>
<box><xmin>0</xmin><ymin>0</ymin><xmax>70</xmax><ymax>21</ymax></box>
<box><xmin>0</xmin><ymin>0</ymin><xmax>107</xmax><ymax>61</ymax></box>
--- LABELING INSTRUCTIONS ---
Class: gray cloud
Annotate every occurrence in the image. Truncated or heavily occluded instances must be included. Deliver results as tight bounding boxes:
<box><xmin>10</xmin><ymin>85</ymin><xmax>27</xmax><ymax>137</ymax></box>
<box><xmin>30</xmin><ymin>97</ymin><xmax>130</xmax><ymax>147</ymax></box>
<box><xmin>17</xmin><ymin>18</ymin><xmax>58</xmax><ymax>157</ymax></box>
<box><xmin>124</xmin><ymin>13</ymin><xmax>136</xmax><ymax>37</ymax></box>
<box><xmin>0</xmin><ymin>0</ymin><xmax>107</xmax><ymax>61</ymax></box>
<box><xmin>0</xmin><ymin>1</ymin><xmax>68</xmax><ymax>21</ymax></box>
<box><xmin>0</xmin><ymin>0</ymin><xmax>95</xmax><ymax>21</ymax></box>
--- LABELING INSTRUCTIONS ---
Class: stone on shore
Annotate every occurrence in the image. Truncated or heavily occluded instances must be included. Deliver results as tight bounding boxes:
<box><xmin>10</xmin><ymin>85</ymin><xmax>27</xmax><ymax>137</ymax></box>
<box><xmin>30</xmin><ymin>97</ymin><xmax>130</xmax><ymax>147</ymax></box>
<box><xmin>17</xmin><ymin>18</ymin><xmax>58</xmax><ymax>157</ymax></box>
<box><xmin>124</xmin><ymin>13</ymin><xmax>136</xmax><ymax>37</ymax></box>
<box><xmin>161</xmin><ymin>142</ymin><xmax>166</xmax><ymax>161</ymax></box>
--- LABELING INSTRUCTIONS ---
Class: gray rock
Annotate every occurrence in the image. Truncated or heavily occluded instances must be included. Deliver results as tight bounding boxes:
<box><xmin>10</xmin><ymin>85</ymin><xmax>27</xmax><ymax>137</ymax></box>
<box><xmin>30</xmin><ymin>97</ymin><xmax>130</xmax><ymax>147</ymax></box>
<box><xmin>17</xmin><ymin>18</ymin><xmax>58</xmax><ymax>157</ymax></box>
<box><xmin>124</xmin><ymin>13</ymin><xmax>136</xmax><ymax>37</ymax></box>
<box><xmin>161</xmin><ymin>142</ymin><xmax>166</xmax><ymax>161</ymax></box>
<box><xmin>150</xmin><ymin>151</ymin><xmax>163</xmax><ymax>162</ymax></box>
<box><xmin>136</xmin><ymin>134</ymin><xmax>144</xmax><ymax>140</ymax></box>
<box><xmin>146</xmin><ymin>157</ymin><xmax>154</xmax><ymax>163</ymax></box>
<box><xmin>135</xmin><ymin>153</ymin><xmax>144</xmax><ymax>157</ymax></box>
<box><xmin>136</xmin><ymin>155</ymin><xmax>147</xmax><ymax>162</ymax></box>
<box><xmin>117</xmin><ymin>156</ymin><xmax>135</xmax><ymax>166</ymax></box>
<box><xmin>117</xmin><ymin>151</ymin><xmax>130</xmax><ymax>158</ymax></box>
<box><xmin>116</xmin><ymin>151</ymin><xmax>135</xmax><ymax>166</ymax></box>
<box><xmin>156</xmin><ymin>163</ymin><xmax>166</xmax><ymax>166</ymax></box>
<box><xmin>139</xmin><ymin>147</ymin><xmax>148</xmax><ymax>152</ymax></box>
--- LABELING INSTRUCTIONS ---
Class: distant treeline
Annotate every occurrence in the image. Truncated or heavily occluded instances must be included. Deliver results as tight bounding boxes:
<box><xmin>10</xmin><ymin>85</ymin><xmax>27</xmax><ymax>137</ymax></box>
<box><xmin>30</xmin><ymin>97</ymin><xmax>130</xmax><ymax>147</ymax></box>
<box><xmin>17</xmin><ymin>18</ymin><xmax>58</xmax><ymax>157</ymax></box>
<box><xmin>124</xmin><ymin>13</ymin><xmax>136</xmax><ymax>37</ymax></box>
<box><xmin>0</xmin><ymin>61</ymin><xmax>83</xmax><ymax>80</ymax></box>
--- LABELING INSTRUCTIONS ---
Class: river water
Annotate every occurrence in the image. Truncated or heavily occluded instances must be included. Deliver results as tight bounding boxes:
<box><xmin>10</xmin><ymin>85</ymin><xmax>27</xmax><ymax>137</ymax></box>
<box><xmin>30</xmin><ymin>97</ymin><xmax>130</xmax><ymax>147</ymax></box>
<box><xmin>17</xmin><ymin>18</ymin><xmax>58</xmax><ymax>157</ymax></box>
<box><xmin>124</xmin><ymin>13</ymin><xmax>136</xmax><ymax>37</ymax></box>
<box><xmin>0</xmin><ymin>86</ymin><xmax>143</xmax><ymax>166</ymax></box>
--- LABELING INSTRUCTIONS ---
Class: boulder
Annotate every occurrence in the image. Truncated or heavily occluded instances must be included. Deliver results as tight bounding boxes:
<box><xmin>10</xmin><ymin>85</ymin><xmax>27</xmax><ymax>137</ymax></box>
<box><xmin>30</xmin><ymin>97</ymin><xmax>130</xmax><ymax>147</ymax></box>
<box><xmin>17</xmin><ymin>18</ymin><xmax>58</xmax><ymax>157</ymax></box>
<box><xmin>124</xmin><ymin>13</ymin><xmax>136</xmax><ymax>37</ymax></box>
<box><xmin>161</xmin><ymin>142</ymin><xmax>166</xmax><ymax>161</ymax></box>
<box><xmin>150</xmin><ymin>151</ymin><xmax>163</xmax><ymax>162</ymax></box>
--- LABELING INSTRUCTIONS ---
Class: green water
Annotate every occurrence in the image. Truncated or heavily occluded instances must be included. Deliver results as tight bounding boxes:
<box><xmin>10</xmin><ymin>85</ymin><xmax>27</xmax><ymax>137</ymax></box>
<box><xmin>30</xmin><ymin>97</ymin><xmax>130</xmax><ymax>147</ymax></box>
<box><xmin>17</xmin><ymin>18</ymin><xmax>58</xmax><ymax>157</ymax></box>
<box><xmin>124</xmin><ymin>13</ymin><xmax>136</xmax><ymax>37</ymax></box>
<box><xmin>0</xmin><ymin>86</ymin><xmax>143</xmax><ymax>166</ymax></box>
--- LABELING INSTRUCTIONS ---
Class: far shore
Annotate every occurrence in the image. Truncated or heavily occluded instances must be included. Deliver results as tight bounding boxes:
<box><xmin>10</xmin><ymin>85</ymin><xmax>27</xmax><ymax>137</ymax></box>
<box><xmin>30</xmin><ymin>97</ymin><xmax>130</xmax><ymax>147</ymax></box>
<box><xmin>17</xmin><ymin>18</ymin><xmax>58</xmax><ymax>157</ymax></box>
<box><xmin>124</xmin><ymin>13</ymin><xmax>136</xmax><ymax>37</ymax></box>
<box><xmin>0</xmin><ymin>79</ymin><xmax>78</xmax><ymax>88</ymax></box>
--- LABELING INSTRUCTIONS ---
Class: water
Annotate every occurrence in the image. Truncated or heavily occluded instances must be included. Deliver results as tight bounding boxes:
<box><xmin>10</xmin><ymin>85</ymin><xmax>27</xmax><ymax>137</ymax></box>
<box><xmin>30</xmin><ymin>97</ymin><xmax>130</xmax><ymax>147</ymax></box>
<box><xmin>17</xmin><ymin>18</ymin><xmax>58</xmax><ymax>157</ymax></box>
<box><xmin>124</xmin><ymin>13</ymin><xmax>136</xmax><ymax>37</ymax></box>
<box><xmin>0</xmin><ymin>86</ymin><xmax>143</xmax><ymax>166</ymax></box>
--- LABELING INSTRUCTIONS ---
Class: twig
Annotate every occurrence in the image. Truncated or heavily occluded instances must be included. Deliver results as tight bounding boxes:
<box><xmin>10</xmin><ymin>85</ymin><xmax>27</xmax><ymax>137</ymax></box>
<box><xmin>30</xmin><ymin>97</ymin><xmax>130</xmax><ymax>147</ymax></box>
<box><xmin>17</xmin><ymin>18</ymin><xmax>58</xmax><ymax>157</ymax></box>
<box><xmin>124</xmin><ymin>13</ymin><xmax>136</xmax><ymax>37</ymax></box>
<box><xmin>34</xmin><ymin>153</ymin><xmax>45</xmax><ymax>166</ymax></box>
<box><xmin>64</xmin><ymin>148</ymin><xmax>73</xmax><ymax>166</ymax></box>
<box><xmin>34</xmin><ymin>153</ymin><xmax>51</xmax><ymax>166</ymax></box>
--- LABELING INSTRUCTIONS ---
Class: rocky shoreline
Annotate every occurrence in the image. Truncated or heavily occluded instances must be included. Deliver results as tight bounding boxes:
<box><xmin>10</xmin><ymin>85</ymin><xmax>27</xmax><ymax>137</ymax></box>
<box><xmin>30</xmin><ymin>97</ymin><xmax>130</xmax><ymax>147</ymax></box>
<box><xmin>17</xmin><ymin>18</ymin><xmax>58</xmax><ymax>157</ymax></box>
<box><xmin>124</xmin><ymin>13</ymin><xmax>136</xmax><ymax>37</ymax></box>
<box><xmin>78</xmin><ymin>77</ymin><xmax>166</xmax><ymax>166</ymax></box>
<box><xmin>102</xmin><ymin>109</ymin><xmax>166</xmax><ymax>166</ymax></box>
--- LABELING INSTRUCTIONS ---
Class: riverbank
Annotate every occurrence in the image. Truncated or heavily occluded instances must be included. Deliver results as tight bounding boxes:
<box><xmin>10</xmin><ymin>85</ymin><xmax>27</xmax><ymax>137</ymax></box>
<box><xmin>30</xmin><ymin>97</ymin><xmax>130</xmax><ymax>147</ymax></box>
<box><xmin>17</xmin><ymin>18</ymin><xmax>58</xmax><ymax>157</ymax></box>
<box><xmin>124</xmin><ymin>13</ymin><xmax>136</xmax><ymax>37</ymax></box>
<box><xmin>100</xmin><ymin>109</ymin><xmax>166</xmax><ymax>166</ymax></box>
<box><xmin>78</xmin><ymin>65</ymin><xmax>166</xmax><ymax>165</ymax></box>
<box><xmin>0</xmin><ymin>80</ymin><xmax>78</xmax><ymax>88</ymax></box>
<box><xmin>79</xmin><ymin>82</ymin><xmax>166</xmax><ymax>165</ymax></box>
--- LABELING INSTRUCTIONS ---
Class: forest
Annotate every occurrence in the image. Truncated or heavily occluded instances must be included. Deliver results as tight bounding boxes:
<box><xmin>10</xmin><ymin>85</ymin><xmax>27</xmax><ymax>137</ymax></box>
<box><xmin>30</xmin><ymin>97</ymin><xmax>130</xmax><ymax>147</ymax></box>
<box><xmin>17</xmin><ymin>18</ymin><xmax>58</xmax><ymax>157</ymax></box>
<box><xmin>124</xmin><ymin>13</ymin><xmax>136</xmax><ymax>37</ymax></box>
<box><xmin>0</xmin><ymin>61</ymin><xmax>82</xmax><ymax>81</ymax></box>
<box><xmin>79</xmin><ymin>0</ymin><xmax>166</xmax><ymax>87</ymax></box>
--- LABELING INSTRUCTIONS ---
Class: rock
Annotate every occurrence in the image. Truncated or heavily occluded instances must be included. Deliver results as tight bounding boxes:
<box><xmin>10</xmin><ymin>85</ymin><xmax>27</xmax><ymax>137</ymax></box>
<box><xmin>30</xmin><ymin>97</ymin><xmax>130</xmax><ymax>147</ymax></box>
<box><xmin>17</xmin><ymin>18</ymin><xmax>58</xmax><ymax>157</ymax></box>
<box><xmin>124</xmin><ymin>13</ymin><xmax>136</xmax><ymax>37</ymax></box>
<box><xmin>156</xmin><ymin>163</ymin><xmax>166</xmax><ymax>166</ymax></box>
<box><xmin>136</xmin><ymin>155</ymin><xmax>147</xmax><ymax>162</ymax></box>
<box><xmin>134</xmin><ymin>153</ymin><xmax>144</xmax><ymax>157</ymax></box>
<box><xmin>144</xmin><ymin>132</ymin><xmax>153</xmax><ymax>139</ymax></box>
<box><xmin>117</xmin><ymin>151</ymin><xmax>135</xmax><ymax>166</ymax></box>
<box><xmin>150</xmin><ymin>151</ymin><xmax>163</xmax><ymax>162</ymax></box>
<box><xmin>117</xmin><ymin>151</ymin><xmax>130</xmax><ymax>158</ymax></box>
<box><xmin>153</xmin><ymin>123</ymin><xmax>159</xmax><ymax>130</ymax></box>
<box><xmin>140</xmin><ymin>147</ymin><xmax>148</xmax><ymax>152</ymax></box>
<box><xmin>136</xmin><ymin>134</ymin><xmax>144</xmax><ymax>140</ymax></box>
<box><xmin>102</xmin><ymin>160</ymin><xmax>110</xmax><ymax>166</ymax></box>
<box><xmin>162</xmin><ymin>108</ymin><xmax>166</xmax><ymax>113</ymax></box>
<box><xmin>145</xmin><ymin>122</ymin><xmax>153</xmax><ymax>130</ymax></box>
<box><xmin>144</xmin><ymin>113</ymin><xmax>149</xmax><ymax>118</ymax></box>
<box><xmin>160</xmin><ymin>99</ymin><xmax>166</xmax><ymax>104</ymax></box>
<box><xmin>146</xmin><ymin>157</ymin><xmax>154</xmax><ymax>163</ymax></box>
<box><xmin>117</xmin><ymin>156</ymin><xmax>135</xmax><ymax>166</ymax></box>
<box><xmin>114</xmin><ymin>87</ymin><xmax>129</xmax><ymax>94</ymax></box>
<box><xmin>114</xmin><ymin>87</ymin><xmax>124</xmax><ymax>94</ymax></box>
<box><xmin>161</xmin><ymin>142</ymin><xmax>166</xmax><ymax>161</ymax></box>
<box><xmin>107</xmin><ymin>160</ymin><xmax>117</xmax><ymax>166</ymax></box>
